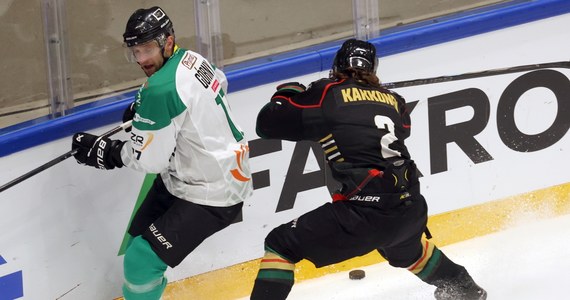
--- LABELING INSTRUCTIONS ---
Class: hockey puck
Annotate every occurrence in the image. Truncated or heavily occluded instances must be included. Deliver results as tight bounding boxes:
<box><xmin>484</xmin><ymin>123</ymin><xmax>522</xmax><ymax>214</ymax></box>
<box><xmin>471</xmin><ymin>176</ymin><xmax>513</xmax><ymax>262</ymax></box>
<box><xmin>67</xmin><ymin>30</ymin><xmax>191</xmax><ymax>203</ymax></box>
<box><xmin>348</xmin><ymin>269</ymin><xmax>365</xmax><ymax>280</ymax></box>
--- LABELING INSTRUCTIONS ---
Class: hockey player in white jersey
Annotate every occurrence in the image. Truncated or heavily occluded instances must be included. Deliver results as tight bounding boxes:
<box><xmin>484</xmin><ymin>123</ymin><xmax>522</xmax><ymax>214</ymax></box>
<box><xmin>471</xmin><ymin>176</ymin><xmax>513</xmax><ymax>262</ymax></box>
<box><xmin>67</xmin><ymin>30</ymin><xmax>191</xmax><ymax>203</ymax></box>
<box><xmin>70</xmin><ymin>6</ymin><xmax>252</xmax><ymax>300</ymax></box>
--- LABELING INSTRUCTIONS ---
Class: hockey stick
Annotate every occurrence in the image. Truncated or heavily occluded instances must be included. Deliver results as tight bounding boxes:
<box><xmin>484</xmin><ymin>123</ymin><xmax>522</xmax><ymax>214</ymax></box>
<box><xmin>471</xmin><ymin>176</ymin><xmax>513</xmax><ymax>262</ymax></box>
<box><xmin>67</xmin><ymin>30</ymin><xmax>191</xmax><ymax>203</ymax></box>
<box><xmin>0</xmin><ymin>120</ymin><xmax>132</xmax><ymax>193</ymax></box>
<box><xmin>381</xmin><ymin>61</ymin><xmax>570</xmax><ymax>89</ymax></box>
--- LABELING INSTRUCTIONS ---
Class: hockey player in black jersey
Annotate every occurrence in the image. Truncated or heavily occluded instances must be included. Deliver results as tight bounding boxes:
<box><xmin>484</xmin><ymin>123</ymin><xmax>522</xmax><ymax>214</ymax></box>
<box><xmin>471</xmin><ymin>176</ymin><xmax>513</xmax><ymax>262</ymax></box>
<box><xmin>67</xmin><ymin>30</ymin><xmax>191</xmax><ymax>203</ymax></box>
<box><xmin>249</xmin><ymin>39</ymin><xmax>487</xmax><ymax>300</ymax></box>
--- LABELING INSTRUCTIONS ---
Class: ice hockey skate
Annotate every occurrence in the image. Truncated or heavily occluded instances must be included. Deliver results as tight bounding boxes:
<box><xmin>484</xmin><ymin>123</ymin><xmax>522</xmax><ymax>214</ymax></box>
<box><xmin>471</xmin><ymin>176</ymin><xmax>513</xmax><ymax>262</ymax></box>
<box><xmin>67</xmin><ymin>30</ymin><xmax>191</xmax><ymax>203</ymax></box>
<box><xmin>433</xmin><ymin>270</ymin><xmax>487</xmax><ymax>300</ymax></box>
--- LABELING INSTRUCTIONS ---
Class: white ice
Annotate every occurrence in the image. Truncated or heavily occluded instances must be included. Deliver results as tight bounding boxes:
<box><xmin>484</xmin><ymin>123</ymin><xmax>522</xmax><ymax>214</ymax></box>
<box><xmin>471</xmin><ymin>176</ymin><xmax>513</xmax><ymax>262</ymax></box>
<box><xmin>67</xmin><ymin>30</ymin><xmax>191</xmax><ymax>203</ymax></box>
<box><xmin>279</xmin><ymin>213</ymin><xmax>570</xmax><ymax>300</ymax></box>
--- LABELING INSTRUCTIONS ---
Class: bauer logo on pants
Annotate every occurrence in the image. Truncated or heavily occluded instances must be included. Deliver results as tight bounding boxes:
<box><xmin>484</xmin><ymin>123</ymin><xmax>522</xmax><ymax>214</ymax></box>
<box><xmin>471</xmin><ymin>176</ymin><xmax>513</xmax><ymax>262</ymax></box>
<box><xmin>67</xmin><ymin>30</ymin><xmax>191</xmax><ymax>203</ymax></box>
<box><xmin>149</xmin><ymin>223</ymin><xmax>173</xmax><ymax>249</ymax></box>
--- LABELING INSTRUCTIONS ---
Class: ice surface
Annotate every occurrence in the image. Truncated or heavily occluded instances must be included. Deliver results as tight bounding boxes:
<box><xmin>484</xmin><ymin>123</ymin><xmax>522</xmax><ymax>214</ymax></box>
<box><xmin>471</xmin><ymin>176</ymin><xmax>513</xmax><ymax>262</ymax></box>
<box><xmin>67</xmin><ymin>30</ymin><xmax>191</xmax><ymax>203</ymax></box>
<box><xmin>249</xmin><ymin>214</ymin><xmax>570</xmax><ymax>300</ymax></box>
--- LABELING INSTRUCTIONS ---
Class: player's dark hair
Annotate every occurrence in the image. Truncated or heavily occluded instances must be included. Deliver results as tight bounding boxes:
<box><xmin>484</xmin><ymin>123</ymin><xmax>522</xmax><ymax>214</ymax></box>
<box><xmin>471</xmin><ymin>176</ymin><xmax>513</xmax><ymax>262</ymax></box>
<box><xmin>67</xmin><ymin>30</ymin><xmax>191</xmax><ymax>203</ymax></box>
<box><xmin>331</xmin><ymin>68</ymin><xmax>381</xmax><ymax>88</ymax></box>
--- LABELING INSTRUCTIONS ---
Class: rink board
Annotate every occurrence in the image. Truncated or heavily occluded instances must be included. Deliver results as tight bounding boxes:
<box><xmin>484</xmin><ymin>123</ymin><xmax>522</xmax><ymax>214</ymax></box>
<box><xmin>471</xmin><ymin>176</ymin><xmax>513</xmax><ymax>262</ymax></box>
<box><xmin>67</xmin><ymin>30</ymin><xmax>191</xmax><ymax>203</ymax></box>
<box><xmin>0</xmin><ymin>3</ymin><xmax>569</xmax><ymax>300</ymax></box>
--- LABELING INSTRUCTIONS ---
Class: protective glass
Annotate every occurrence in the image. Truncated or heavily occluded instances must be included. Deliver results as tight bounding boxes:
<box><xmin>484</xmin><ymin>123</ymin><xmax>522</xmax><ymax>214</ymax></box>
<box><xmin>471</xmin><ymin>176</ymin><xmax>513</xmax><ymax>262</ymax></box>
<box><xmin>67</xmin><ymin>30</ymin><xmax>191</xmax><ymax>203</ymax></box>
<box><xmin>123</xmin><ymin>40</ymin><xmax>161</xmax><ymax>63</ymax></box>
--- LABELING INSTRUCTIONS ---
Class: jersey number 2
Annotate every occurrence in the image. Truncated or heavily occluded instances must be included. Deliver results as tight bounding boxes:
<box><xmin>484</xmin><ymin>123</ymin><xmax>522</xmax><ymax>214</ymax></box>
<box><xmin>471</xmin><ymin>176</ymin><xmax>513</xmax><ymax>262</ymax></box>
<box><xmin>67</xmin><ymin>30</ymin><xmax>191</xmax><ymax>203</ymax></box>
<box><xmin>374</xmin><ymin>115</ymin><xmax>401</xmax><ymax>159</ymax></box>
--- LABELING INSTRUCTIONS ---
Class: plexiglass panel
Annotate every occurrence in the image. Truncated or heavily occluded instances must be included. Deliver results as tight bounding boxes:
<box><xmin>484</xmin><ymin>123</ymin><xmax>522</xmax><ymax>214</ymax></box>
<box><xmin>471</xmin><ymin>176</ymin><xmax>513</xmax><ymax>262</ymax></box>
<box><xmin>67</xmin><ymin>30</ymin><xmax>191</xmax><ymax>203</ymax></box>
<box><xmin>0</xmin><ymin>0</ymin><xmax>508</xmax><ymax>129</ymax></box>
<box><xmin>64</xmin><ymin>1</ymin><xmax>195</xmax><ymax>109</ymax></box>
<box><xmin>0</xmin><ymin>0</ymin><xmax>48</xmax><ymax>126</ymax></box>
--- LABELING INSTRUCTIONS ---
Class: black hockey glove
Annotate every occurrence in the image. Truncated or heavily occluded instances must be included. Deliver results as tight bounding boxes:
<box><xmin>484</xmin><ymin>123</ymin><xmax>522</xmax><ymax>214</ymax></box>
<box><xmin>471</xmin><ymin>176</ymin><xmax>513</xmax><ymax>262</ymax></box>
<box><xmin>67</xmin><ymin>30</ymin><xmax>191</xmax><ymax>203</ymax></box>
<box><xmin>122</xmin><ymin>102</ymin><xmax>136</xmax><ymax>132</ymax></box>
<box><xmin>272</xmin><ymin>82</ymin><xmax>306</xmax><ymax>100</ymax></box>
<box><xmin>72</xmin><ymin>132</ymin><xmax>125</xmax><ymax>170</ymax></box>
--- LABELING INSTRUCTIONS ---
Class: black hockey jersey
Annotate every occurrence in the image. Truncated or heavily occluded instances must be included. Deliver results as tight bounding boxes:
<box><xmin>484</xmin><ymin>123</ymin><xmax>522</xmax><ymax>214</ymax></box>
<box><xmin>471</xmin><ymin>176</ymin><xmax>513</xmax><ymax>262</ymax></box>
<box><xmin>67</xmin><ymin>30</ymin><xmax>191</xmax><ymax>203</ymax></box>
<box><xmin>257</xmin><ymin>77</ymin><xmax>411</xmax><ymax>166</ymax></box>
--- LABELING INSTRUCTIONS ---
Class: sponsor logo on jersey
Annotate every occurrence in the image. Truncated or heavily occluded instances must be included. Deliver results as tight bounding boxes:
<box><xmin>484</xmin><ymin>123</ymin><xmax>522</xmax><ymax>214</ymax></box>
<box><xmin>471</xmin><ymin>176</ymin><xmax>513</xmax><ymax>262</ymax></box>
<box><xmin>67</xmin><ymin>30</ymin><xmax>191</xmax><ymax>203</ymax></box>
<box><xmin>340</xmin><ymin>87</ymin><xmax>399</xmax><ymax>112</ymax></box>
<box><xmin>134</xmin><ymin>83</ymin><xmax>145</xmax><ymax>108</ymax></box>
<box><xmin>230</xmin><ymin>144</ymin><xmax>251</xmax><ymax>182</ymax></box>
<box><xmin>133</xmin><ymin>113</ymin><xmax>156</xmax><ymax>125</ymax></box>
<box><xmin>182</xmin><ymin>52</ymin><xmax>197</xmax><ymax>70</ymax></box>
<box><xmin>130</xmin><ymin>132</ymin><xmax>154</xmax><ymax>150</ymax></box>
<box><xmin>211</xmin><ymin>79</ymin><xmax>220</xmax><ymax>92</ymax></box>
<box><xmin>149</xmin><ymin>223</ymin><xmax>173</xmax><ymax>249</ymax></box>
<box><xmin>195</xmin><ymin>60</ymin><xmax>214</xmax><ymax>89</ymax></box>
<box><xmin>130</xmin><ymin>132</ymin><xmax>154</xmax><ymax>160</ymax></box>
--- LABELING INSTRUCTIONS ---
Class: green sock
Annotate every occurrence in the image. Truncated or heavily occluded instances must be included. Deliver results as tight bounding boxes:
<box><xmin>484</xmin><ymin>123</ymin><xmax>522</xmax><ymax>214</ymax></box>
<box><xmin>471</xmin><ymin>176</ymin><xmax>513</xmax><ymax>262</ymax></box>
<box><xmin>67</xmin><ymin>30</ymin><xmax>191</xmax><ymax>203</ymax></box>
<box><xmin>122</xmin><ymin>236</ymin><xmax>168</xmax><ymax>300</ymax></box>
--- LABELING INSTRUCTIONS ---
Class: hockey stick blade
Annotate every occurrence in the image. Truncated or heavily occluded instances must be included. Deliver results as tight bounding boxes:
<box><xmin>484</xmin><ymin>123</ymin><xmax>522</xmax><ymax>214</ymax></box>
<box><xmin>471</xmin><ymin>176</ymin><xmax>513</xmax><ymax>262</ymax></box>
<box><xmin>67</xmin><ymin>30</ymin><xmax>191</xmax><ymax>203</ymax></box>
<box><xmin>0</xmin><ymin>120</ymin><xmax>132</xmax><ymax>193</ymax></box>
<box><xmin>381</xmin><ymin>61</ymin><xmax>570</xmax><ymax>89</ymax></box>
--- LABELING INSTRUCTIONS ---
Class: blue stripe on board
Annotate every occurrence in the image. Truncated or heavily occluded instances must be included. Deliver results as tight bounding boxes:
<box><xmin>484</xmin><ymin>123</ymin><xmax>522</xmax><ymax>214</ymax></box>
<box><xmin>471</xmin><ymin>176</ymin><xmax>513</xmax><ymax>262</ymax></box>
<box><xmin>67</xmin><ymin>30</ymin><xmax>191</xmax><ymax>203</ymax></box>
<box><xmin>0</xmin><ymin>93</ymin><xmax>135</xmax><ymax>156</ymax></box>
<box><xmin>1</xmin><ymin>0</ymin><xmax>570</xmax><ymax>157</ymax></box>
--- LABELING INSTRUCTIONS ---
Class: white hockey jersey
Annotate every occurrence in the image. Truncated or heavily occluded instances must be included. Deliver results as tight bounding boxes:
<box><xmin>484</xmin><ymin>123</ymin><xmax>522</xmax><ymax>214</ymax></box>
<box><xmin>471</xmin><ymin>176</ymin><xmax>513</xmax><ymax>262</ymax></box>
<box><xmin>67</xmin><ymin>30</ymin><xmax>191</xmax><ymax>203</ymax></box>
<box><xmin>120</xmin><ymin>47</ymin><xmax>252</xmax><ymax>207</ymax></box>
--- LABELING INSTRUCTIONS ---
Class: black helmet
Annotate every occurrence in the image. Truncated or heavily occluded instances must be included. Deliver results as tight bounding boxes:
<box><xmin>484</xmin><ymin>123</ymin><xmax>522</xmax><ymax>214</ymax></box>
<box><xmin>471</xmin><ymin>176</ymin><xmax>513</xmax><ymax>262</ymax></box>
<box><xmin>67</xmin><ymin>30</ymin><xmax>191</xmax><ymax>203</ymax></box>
<box><xmin>123</xmin><ymin>6</ymin><xmax>174</xmax><ymax>47</ymax></box>
<box><xmin>332</xmin><ymin>39</ymin><xmax>377</xmax><ymax>73</ymax></box>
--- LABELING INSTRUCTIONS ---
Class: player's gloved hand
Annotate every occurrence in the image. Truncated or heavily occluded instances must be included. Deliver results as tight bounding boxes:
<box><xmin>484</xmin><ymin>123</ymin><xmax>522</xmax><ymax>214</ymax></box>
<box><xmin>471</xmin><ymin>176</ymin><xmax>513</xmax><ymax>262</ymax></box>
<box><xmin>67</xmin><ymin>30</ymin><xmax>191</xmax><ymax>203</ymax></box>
<box><xmin>72</xmin><ymin>132</ymin><xmax>125</xmax><ymax>170</ymax></box>
<box><xmin>272</xmin><ymin>82</ymin><xmax>306</xmax><ymax>100</ymax></box>
<box><xmin>122</xmin><ymin>102</ymin><xmax>136</xmax><ymax>132</ymax></box>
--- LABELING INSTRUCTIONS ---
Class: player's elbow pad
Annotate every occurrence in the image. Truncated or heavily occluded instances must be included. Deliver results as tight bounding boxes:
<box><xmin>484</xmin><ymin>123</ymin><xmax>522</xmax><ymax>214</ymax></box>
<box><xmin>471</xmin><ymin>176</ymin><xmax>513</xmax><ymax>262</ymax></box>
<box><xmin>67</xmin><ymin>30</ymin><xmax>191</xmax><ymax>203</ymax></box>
<box><xmin>256</xmin><ymin>102</ymin><xmax>303</xmax><ymax>141</ymax></box>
